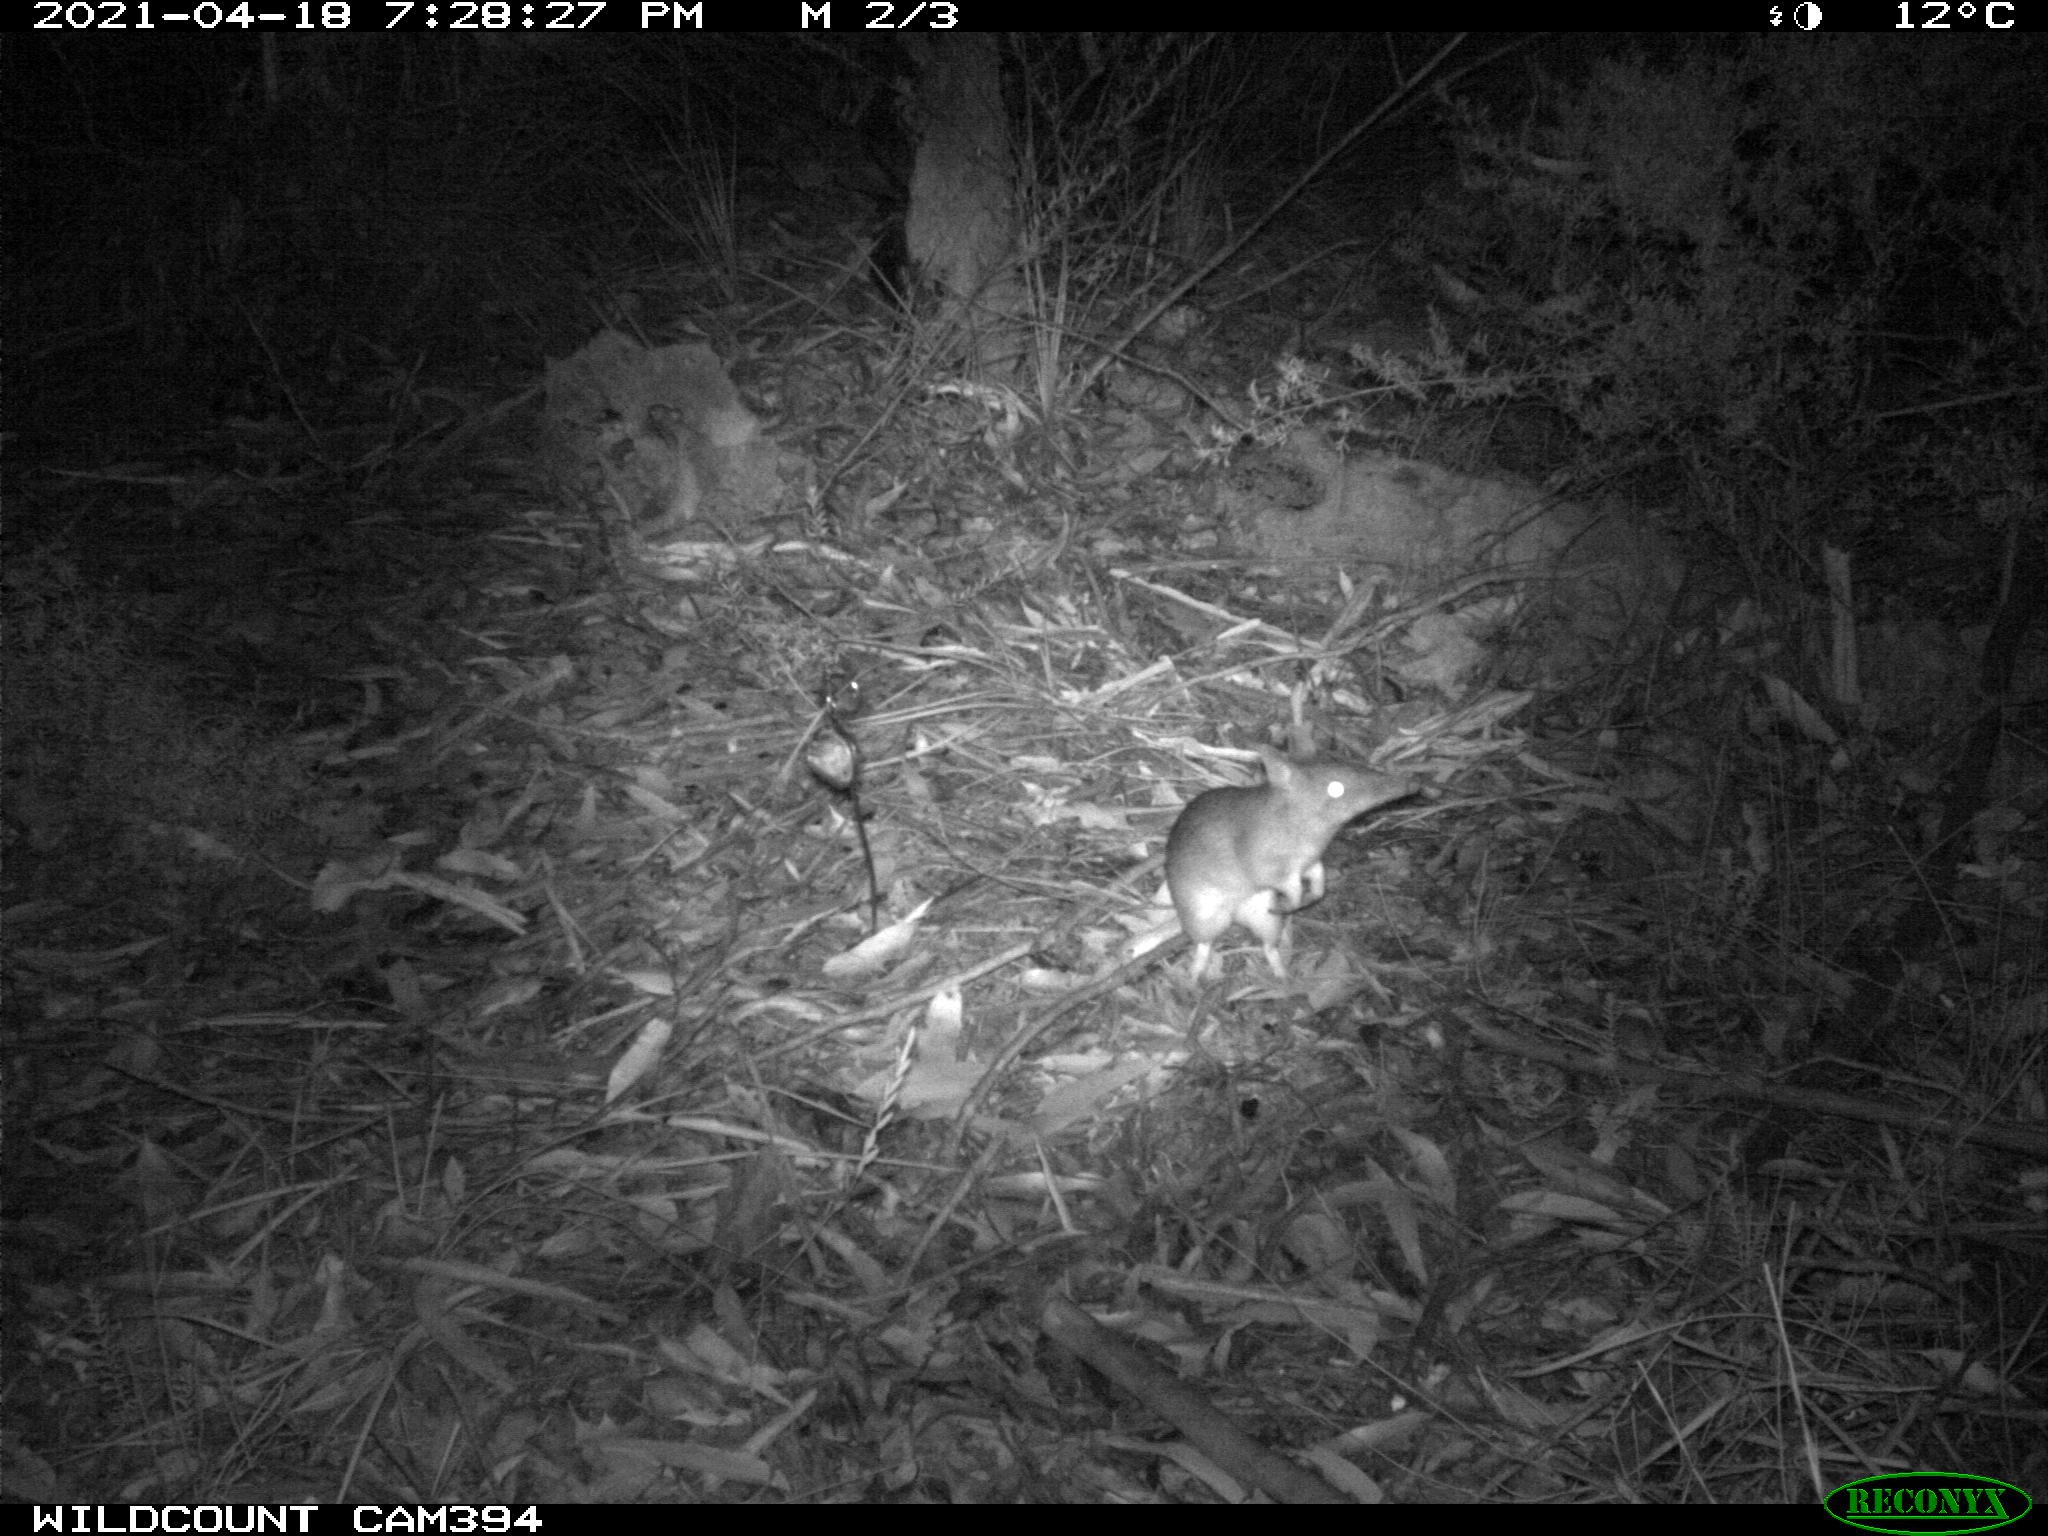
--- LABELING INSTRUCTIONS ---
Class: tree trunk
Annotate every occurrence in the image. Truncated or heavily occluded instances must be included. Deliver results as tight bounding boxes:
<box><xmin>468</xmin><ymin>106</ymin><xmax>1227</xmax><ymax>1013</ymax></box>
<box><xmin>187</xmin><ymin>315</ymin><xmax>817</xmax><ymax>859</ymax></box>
<box><xmin>902</xmin><ymin>35</ymin><xmax>1024</xmax><ymax>376</ymax></box>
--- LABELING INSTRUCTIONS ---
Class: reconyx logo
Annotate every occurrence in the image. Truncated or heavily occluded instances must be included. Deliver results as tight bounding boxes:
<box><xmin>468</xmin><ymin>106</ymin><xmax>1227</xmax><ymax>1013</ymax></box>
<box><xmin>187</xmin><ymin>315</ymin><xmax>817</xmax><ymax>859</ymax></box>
<box><xmin>1826</xmin><ymin>1472</ymin><xmax>2031</xmax><ymax>1534</ymax></box>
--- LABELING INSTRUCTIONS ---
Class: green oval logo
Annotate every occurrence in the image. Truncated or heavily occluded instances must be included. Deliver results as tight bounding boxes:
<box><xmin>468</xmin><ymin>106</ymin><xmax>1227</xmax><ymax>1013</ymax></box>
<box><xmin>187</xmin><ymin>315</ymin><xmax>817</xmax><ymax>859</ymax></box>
<box><xmin>1826</xmin><ymin>1472</ymin><xmax>2031</xmax><ymax>1534</ymax></box>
